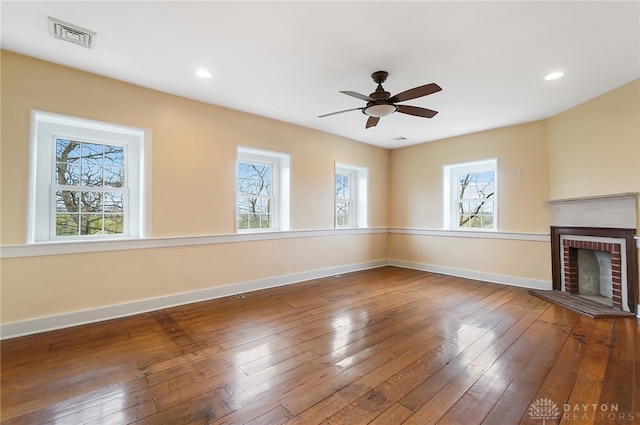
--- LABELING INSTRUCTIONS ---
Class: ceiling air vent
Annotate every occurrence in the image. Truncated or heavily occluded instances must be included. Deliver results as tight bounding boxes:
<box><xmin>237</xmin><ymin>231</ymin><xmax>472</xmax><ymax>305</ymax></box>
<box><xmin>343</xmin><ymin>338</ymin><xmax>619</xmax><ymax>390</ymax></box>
<box><xmin>48</xmin><ymin>17</ymin><xmax>96</xmax><ymax>49</ymax></box>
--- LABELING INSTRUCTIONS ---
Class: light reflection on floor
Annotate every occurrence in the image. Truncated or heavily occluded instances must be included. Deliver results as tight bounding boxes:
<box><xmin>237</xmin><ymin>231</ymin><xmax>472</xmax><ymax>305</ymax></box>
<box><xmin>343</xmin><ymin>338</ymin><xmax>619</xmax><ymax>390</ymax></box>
<box><xmin>235</xmin><ymin>342</ymin><xmax>273</xmax><ymax>365</ymax></box>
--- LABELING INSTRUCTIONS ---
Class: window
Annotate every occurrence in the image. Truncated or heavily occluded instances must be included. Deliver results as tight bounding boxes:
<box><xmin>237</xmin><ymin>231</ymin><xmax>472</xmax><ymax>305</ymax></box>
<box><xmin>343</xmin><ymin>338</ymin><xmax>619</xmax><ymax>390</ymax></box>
<box><xmin>29</xmin><ymin>111</ymin><xmax>147</xmax><ymax>242</ymax></box>
<box><xmin>236</xmin><ymin>147</ymin><xmax>290</xmax><ymax>232</ymax></box>
<box><xmin>335</xmin><ymin>162</ymin><xmax>368</xmax><ymax>228</ymax></box>
<box><xmin>443</xmin><ymin>158</ymin><xmax>497</xmax><ymax>230</ymax></box>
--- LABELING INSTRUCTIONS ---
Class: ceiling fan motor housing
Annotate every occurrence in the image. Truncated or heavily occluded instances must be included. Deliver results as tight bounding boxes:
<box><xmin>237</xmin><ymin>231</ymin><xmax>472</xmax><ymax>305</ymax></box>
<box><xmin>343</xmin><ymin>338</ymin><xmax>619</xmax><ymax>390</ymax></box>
<box><xmin>371</xmin><ymin>71</ymin><xmax>389</xmax><ymax>84</ymax></box>
<box><xmin>364</xmin><ymin>71</ymin><xmax>396</xmax><ymax>117</ymax></box>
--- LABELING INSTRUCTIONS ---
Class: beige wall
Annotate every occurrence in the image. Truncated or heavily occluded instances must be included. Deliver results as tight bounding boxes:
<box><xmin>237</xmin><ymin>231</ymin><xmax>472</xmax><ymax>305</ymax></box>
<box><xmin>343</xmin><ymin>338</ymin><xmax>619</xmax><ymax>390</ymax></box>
<box><xmin>389</xmin><ymin>120</ymin><xmax>551</xmax><ymax>232</ymax></box>
<box><xmin>548</xmin><ymin>79</ymin><xmax>640</xmax><ymax>202</ymax></box>
<box><xmin>0</xmin><ymin>51</ymin><xmax>389</xmax><ymax>325</ymax></box>
<box><xmin>387</xmin><ymin>121</ymin><xmax>552</xmax><ymax>284</ymax></box>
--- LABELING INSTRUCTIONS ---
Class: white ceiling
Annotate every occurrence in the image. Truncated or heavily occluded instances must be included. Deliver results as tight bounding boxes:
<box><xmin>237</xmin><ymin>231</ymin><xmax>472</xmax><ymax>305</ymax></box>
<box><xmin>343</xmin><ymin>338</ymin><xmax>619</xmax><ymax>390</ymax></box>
<box><xmin>2</xmin><ymin>1</ymin><xmax>639</xmax><ymax>149</ymax></box>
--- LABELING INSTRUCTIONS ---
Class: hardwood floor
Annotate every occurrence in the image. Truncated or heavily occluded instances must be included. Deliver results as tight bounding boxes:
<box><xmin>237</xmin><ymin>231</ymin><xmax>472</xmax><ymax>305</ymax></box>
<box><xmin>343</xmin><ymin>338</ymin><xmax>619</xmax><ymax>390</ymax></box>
<box><xmin>1</xmin><ymin>266</ymin><xmax>639</xmax><ymax>424</ymax></box>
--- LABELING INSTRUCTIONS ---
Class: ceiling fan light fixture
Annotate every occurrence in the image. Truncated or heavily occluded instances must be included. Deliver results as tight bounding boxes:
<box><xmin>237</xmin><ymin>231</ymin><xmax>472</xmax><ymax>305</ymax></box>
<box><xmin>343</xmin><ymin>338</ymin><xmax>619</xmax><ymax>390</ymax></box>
<box><xmin>364</xmin><ymin>104</ymin><xmax>397</xmax><ymax>117</ymax></box>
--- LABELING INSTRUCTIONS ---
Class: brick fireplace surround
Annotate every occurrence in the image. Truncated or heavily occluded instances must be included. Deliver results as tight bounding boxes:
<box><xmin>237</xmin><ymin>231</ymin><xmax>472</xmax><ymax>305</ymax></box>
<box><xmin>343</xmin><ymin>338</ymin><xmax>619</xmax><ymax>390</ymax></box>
<box><xmin>551</xmin><ymin>226</ymin><xmax>637</xmax><ymax>314</ymax></box>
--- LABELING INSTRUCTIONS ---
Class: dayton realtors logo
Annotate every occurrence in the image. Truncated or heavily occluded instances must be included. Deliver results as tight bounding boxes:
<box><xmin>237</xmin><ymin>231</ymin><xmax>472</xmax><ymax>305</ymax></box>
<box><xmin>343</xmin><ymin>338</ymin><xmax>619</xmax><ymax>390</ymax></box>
<box><xmin>528</xmin><ymin>398</ymin><xmax>639</xmax><ymax>423</ymax></box>
<box><xmin>528</xmin><ymin>398</ymin><xmax>560</xmax><ymax>424</ymax></box>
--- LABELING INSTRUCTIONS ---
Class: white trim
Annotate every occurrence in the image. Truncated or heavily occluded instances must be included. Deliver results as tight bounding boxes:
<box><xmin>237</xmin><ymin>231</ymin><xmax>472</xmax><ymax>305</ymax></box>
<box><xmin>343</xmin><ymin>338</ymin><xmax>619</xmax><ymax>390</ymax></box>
<box><xmin>0</xmin><ymin>260</ymin><xmax>388</xmax><ymax>339</ymax></box>
<box><xmin>389</xmin><ymin>259</ymin><xmax>552</xmax><ymax>290</ymax></box>
<box><xmin>389</xmin><ymin>227</ymin><xmax>549</xmax><ymax>242</ymax></box>
<box><xmin>0</xmin><ymin>227</ymin><xmax>551</xmax><ymax>258</ymax></box>
<box><xmin>1</xmin><ymin>227</ymin><xmax>389</xmax><ymax>258</ymax></box>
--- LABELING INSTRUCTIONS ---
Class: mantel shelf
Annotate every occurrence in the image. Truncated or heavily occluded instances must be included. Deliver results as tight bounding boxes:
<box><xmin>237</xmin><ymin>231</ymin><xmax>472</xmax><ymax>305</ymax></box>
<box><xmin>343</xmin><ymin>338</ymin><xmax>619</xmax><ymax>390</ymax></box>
<box><xmin>546</xmin><ymin>192</ymin><xmax>638</xmax><ymax>204</ymax></box>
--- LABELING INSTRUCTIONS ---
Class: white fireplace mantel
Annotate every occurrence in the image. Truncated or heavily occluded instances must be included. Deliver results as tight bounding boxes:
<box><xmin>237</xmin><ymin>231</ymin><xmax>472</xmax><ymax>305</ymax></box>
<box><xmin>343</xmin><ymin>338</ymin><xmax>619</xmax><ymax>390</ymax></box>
<box><xmin>546</xmin><ymin>193</ymin><xmax>638</xmax><ymax>229</ymax></box>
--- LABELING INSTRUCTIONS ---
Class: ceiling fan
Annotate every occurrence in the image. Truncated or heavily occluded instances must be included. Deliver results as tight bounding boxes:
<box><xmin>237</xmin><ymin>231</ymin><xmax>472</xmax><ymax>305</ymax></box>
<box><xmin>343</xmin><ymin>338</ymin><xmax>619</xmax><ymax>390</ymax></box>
<box><xmin>319</xmin><ymin>71</ymin><xmax>442</xmax><ymax>129</ymax></box>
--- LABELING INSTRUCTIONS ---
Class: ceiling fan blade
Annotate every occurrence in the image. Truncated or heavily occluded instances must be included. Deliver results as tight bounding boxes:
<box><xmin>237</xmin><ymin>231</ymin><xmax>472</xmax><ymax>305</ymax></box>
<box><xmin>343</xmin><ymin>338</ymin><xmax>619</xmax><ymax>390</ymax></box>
<box><xmin>366</xmin><ymin>116</ymin><xmax>380</xmax><ymax>129</ymax></box>
<box><xmin>318</xmin><ymin>107</ymin><xmax>364</xmax><ymax>118</ymax></box>
<box><xmin>389</xmin><ymin>83</ymin><xmax>442</xmax><ymax>103</ymax></box>
<box><xmin>340</xmin><ymin>91</ymin><xmax>374</xmax><ymax>101</ymax></box>
<box><xmin>396</xmin><ymin>105</ymin><xmax>439</xmax><ymax>118</ymax></box>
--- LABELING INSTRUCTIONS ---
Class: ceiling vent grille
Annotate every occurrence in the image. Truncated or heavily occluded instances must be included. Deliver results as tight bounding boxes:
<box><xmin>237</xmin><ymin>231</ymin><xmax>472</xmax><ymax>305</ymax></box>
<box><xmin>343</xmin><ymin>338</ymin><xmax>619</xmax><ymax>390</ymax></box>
<box><xmin>48</xmin><ymin>17</ymin><xmax>96</xmax><ymax>49</ymax></box>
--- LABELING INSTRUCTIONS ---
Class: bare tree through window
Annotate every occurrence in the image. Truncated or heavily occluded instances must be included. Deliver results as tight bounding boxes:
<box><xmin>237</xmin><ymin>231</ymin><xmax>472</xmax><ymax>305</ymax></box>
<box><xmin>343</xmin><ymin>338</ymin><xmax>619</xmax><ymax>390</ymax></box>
<box><xmin>55</xmin><ymin>139</ymin><xmax>125</xmax><ymax>236</ymax></box>
<box><xmin>456</xmin><ymin>171</ymin><xmax>495</xmax><ymax>228</ymax></box>
<box><xmin>335</xmin><ymin>173</ymin><xmax>351</xmax><ymax>226</ymax></box>
<box><xmin>237</xmin><ymin>162</ymin><xmax>272</xmax><ymax>230</ymax></box>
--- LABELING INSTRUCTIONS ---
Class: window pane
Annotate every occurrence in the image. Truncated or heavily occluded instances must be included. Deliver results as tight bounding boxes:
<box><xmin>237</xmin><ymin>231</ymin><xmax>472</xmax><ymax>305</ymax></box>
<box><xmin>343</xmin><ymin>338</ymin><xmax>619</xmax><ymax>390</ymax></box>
<box><xmin>104</xmin><ymin>146</ymin><xmax>124</xmax><ymax>166</ymax></box>
<box><xmin>257</xmin><ymin>198</ymin><xmax>270</xmax><ymax>214</ymax></box>
<box><xmin>248</xmin><ymin>214</ymin><xmax>260</xmax><ymax>229</ymax></box>
<box><xmin>81</xmin><ymin>143</ymin><xmax>103</xmax><ymax>165</ymax></box>
<box><xmin>56</xmin><ymin>163</ymin><xmax>81</xmax><ymax>186</ymax></box>
<box><xmin>104</xmin><ymin>214</ymin><xmax>124</xmax><ymax>234</ymax></box>
<box><xmin>336</xmin><ymin>174</ymin><xmax>350</xmax><ymax>198</ymax></box>
<box><xmin>260</xmin><ymin>215</ymin><xmax>271</xmax><ymax>229</ymax></box>
<box><xmin>56</xmin><ymin>213</ymin><xmax>79</xmax><ymax>236</ymax></box>
<box><xmin>238</xmin><ymin>214</ymin><xmax>249</xmax><ymax>229</ymax></box>
<box><xmin>238</xmin><ymin>198</ymin><xmax>252</xmax><ymax>214</ymax></box>
<box><xmin>239</xmin><ymin>162</ymin><xmax>272</xmax><ymax>196</ymax></box>
<box><xmin>481</xmin><ymin>214</ymin><xmax>494</xmax><ymax>228</ymax></box>
<box><xmin>56</xmin><ymin>139</ymin><xmax>81</xmax><ymax>161</ymax></box>
<box><xmin>343</xmin><ymin>177</ymin><xmax>350</xmax><ymax>198</ymax></box>
<box><xmin>104</xmin><ymin>192</ymin><xmax>124</xmax><ymax>212</ymax></box>
<box><xmin>81</xmin><ymin>214</ymin><xmax>104</xmax><ymax>235</ymax></box>
<box><xmin>237</xmin><ymin>178</ymin><xmax>250</xmax><ymax>194</ymax></box>
<box><xmin>56</xmin><ymin>190</ymin><xmax>79</xmax><ymax>212</ymax></box>
<box><xmin>481</xmin><ymin>202</ymin><xmax>494</xmax><ymax>214</ymax></box>
<box><xmin>81</xmin><ymin>164</ymin><xmax>103</xmax><ymax>187</ymax></box>
<box><xmin>80</xmin><ymin>191</ymin><xmax>103</xmax><ymax>212</ymax></box>
<box><xmin>103</xmin><ymin>166</ymin><xmax>124</xmax><ymax>187</ymax></box>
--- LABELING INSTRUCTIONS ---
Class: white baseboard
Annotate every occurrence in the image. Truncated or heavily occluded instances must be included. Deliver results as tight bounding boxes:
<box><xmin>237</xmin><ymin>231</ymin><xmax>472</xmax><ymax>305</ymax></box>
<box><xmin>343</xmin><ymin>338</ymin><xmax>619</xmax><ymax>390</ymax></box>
<box><xmin>0</xmin><ymin>260</ymin><xmax>388</xmax><ymax>340</ymax></box>
<box><xmin>389</xmin><ymin>259</ymin><xmax>552</xmax><ymax>291</ymax></box>
<box><xmin>0</xmin><ymin>259</ymin><xmax>560</xmax><ymax>339</ymax></box>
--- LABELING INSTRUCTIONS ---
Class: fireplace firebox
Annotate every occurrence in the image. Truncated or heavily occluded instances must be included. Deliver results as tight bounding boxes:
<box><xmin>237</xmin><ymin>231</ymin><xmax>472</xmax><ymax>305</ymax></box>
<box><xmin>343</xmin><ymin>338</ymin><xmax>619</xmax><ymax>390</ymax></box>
<box><xmin>551</xmin><ymin>226</ymin><xmax>637</xmax><ymax>314</ymax></box>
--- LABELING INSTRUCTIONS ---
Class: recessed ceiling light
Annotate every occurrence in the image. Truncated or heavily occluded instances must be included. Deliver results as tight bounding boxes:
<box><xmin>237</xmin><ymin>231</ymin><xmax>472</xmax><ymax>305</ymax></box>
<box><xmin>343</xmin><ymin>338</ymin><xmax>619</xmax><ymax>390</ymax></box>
<box><xmin>196</xmin><ymin>69</ymin><xmax>212</xmax><ymax>79</ymax></box>
<box><xmin>544</xmin><ymin>71</ymin><xmax>565</xmax><ymax>81</ymax></box>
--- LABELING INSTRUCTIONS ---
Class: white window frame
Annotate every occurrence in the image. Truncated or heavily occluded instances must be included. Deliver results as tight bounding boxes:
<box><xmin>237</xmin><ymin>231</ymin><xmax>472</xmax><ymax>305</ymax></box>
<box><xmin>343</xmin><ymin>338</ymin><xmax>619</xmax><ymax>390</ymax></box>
<box><xmin>236</xmin><ymin>146</ymin><xmax>290</xmax><ymax>232</ymax></box>
<box><xmin>28</xmin><ymin>111</ymin><xmax>148</xmax><ymax>242</ymax></box>
<box><xmin>335</xmin><ymin>162</ymin><xmax>368</xmax><ymax>228</ymax></box>
<box><xmin>443</xmin><ymin>158</ymin><xmax>497</xmax><ymax>231</ymax></box>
